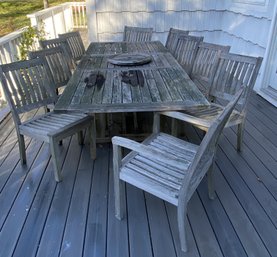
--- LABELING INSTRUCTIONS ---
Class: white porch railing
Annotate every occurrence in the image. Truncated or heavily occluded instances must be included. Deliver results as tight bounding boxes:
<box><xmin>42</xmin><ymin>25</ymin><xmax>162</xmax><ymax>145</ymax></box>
<box><xmin>0</xmin><ymin>27</ymin><xmax>27</xmax><ymax>65</ymax></box>
<box><xmin>27</xmin><ymin>2</ymin><xmax>87</xmax><ymax>39</ymax></box>
<box><xmin>0</xmin><ymin>2</ymin><xmax>86</xmax><ymax>102</ymax></box>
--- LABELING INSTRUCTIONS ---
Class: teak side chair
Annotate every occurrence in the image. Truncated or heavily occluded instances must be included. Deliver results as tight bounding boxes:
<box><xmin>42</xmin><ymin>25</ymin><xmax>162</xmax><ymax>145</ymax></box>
<box><xmin>190</xmin><ymin>42</ymin><xmax>231</xmax><ymax>95</ymax></box>
<box><xmin>0</xmin><ymin>58</ymin><xmax>96</xmax><ymax>182</ymax></box>
<box><xmin>123</xmin><ymin>26</ymin><xmax>153</xmax><ymax>42</ymax></box>
<box><xmin>58</xmin><ymin>31</ymin><xmax>85</xmax><ymax>62</ymax></box>
<box><xmin>28</xmin><ymin>46</ymin><xmax>74</xmax><ymax>91</ymax></box>
<box><xmin>39</xmin><ymin>37</ymin><xmax>75</xmax><ymax>68</ymax></box>
<box><xmin>112</xmin><ymin>88</ymin><xmax>244</xmax><ymax>252</ymax></box>
<box><xmin>169</xmin><ymin>52</ymin><xmax>263</xmax><ymax>151</ymax></box>
<box><xmin>174</xmin><ymin>35</ymin><xmax>204</xmax><ymax>75</ymax></box>
<box><xmin>165</xmin><ymin>28</ymin><xmax>189</xmax><ymax>57</ymax></box>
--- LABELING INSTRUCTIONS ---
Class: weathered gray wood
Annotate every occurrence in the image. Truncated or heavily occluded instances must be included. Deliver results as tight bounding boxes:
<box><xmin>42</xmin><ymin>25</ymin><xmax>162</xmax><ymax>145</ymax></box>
<box><xmin>107</xmin><ymin>53</ymin><xmax>152</xmax><ymax>66</ymax></box>
<box><xmin>112</xmin><ymin>89</ymin><xmax>243</xmax><ymax>252</ymax></box>
<box><xmin>165</xmin><ymin>28</ymin><xmax>189</xmax><ymax>57</ymax></box>
<box><xmin>191</xmin><ymin>42</ymin><xmax>231</xmax><ymax>95</ymax></box>
<box><xmin>55</xmin><ymin>66</ymin><xmax>209</xmax><ymax>114</ymax></box>
<box><xmin>0</xmin><ymin>88</ymin><xmax>276</xmax><ymax>257</ymax></box>
<box><xmin>170</xmin><ymin>53</ymin><xmax>263</xmax><ymax>151</ymax></box>
<box><xmin>123</xmin><ymin>26</ymin><xmax>153</xmax><ymax>42</ymax></box>
<box><xmin>85</xmin><ymin>41</ymin><xmax>166</xmax><ymax>56</ymax></box>
<box><xmin>0</xmin><ymin>58</ymin><xmax>96</xmax><ymax>182</ymax></box>
<box><xmin>28</xmin><ymin>46</ymin><xmax>74</xmax><ymax>89</ymax></box>
<box><xmin>40</xmin><ymin>37</ymin><xmax>74</xmax><ymax>64</ymax></box>
<box><xmin>59</xmin><ymin>31</ymin><xmax>85</xmax><ymax>62</ymax></box>
<box><xmin>174</xmin><ymin>35</ymin><xmax>204</xmax><ymax>75</ymax></box>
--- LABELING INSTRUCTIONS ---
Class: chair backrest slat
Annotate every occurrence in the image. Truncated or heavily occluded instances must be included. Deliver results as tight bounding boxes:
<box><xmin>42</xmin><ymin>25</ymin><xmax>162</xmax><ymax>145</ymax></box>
<box><xmin>165</xmin><ymin>28</ymin><xmax>189</xmax><ymax>57</ymax></box>
<box><xmin>191</xmin><ymin>42</ymin><xmax>230</xmax><ymax>83</ymax></box>
<box><xmin>58</xmin><ymin>31</ymin><xmax>85</xmax><ymax>62</ymax></box>
<box><xmin>40</xmin><ymin>37</ymin><xmax>74</xmax><ymax>64</ymax></box>
<box><xmin>40</xmin><ymin>37</ymin><xmax>67</xmax><ymax>49</ymax></box>
<box><xmin>179</xmin><ymin>88</ymin><xmax>244</xmax><ymax>203</ymax></box>
<box><xmin>123</xmin><ymin>26</ymin><xmax>153</xmax><ymax>42</ymax></box>
<box><xmin>0</xmin><ymin>58</ymin><xmax>57</xmax><ymax>122</ymax></box>
<box><xmin>208</xmin><ymin>53</ymin><xmax>263</xmax><ymax>109</ymax></box>
<box><xmin>174</xmin><ymin>35</ymin><xmax>204</xmax><ymax>75</ymax></box>
<box><xmin>29</xmin><ymin>46</ymin><xmax>73</xmax><ymax>89</ymax></box>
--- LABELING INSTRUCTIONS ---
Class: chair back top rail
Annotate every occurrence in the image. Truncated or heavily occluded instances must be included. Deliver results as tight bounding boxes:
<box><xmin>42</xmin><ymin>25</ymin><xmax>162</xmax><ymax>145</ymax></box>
<box><xmin>165</xmin><ymin>28</ymin><xmax>189</xmax><ymax>57</ymax></box>
<box><xmin>40</xmin><ymin>37</ymin><xmax>67</xmax><ymax>49</ymax></box>
<box><xmin>208</xmin><ymin>52</ymin><xmax>263</xmax><ymax>109</ymax></box>
<box><xmin>174</xmin><ymin>35</ymin><xmax>204</xmax><ymax>75</ymax></box>
<box><xmin>123</xmin><ymin>26</ymin><xmax>153</xmax><ymax>42</ymax></box>
<box><xmin>0</xmin><ymin>58</ymin><xmax>57</xmax><ymax>123</ymax></box>
<box><xmin>191</xmin><ymin>42</ymin><xmax>231</xmax><ymax>82</ymax></box>
<box><xmin>180</xmin><ymin>88</ymin><xmax>244</xmax><ymax>203</ymax></box>
<box><xmin>58</xmin><ymin>31</ymin><xmax>85</xmax><ymax>62</ymax></box>
<box><xmin>28</xmin><ymin>46</ymin><xmax>73</xmax><ymax>89</ymax></box>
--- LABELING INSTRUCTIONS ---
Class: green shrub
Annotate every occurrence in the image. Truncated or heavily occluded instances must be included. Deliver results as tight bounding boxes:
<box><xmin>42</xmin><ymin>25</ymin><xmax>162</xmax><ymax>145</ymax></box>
<box><xmin>19</xmin><ymin>23</ymin><xmax>46</xmax><ymax>60</ymax></box>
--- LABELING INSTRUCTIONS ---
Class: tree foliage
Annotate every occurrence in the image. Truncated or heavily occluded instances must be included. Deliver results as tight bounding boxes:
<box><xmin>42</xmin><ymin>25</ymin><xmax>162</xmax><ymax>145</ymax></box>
<box><xmin>19</xmin><ymin>24</ymin><xmax>46</xmax><ymax>60</ymax></box>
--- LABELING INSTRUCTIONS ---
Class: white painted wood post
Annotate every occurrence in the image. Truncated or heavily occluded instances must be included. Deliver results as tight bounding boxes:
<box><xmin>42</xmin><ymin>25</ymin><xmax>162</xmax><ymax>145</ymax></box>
<box><xmin>86</xmin><ymin>0</ymin><xmax>98</xmax><ymax>42</ymax></box>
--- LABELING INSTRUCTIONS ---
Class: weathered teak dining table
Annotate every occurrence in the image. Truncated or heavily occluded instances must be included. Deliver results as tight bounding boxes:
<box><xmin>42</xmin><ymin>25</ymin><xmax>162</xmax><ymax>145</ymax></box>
<box><xmin>54</xmin><ymin>41</ymin><xmax>209</xmax><ymax>137</ymax></box>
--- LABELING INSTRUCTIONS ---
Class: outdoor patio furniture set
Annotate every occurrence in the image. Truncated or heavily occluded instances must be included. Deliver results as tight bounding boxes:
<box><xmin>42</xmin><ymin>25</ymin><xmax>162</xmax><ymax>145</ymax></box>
<box><xmin>0</xmin><ymin>26</ymin><xmax>262</xmax><ymax>252</ymax></box>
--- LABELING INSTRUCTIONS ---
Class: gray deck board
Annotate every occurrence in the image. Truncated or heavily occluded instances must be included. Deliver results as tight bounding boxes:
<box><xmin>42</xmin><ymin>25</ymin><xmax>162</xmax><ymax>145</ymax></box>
<box><xmin>0</xmin><ymin>92</ymin><xmax>277</xmax><ymax>257</ymax></box>
<box><xmin>35</xmin><ymin>136</ymin><xmax>81</xmax><ymax>257</ymax></box>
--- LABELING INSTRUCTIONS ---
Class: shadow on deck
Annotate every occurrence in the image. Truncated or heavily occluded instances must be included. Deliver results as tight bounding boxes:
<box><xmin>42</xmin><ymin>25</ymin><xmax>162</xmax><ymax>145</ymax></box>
<box><xmin>0</xmin><ymin>92</ymin><xmax>276</xmax><ymax>257</ymax></box>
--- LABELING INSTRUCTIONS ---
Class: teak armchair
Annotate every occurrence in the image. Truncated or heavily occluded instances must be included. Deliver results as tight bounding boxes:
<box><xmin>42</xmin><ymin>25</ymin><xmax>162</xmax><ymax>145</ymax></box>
<box><xmin>112</xmin><ymin>89</ymin><xmax>244</xmax><ymax>252</ymax></box>
<box><xmin>169</xmin><ymin>52</ymin><xmax>263</xmax><ymax>151</ymax></box>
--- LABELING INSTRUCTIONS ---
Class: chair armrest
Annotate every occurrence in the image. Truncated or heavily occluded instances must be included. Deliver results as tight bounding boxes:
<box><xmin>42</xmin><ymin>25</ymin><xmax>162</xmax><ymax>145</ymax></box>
<box><xmin>112</xmin><ymin>136</ymin><xmax>185</xmax><ymax>170</ymax></box>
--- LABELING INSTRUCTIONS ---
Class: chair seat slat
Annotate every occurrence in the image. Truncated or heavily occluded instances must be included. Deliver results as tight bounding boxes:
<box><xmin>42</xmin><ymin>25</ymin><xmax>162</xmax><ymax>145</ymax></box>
<box><xmin>120</xmin><ymin>166</ymin><xmax>179</xmax><ymax>205</ymax></box>
<box><xmin>133</xmin><ymin>155</ymin><xmax>185</xmax><ymax>178</ymax></box>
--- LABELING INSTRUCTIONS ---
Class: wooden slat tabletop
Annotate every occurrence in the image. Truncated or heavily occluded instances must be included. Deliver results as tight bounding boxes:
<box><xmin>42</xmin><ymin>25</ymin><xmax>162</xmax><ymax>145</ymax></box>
<box><xmin>55</xmin><ymin>41</ymin><xmax>209</xmax><ymax>114</ymax></box>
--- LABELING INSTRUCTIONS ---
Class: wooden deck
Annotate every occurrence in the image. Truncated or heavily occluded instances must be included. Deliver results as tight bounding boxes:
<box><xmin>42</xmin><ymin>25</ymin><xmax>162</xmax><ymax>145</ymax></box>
<box><xmin>0</xmin><ymin>92</ymin><xmax>276</xmax><ymax>257</ymax></box>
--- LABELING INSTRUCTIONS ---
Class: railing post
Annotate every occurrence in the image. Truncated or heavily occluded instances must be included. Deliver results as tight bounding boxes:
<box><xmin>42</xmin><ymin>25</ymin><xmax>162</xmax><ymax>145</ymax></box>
<box><xmin>62</xmin><ymin>5</ymin><xmax>67</xmax><ymax>33</ymax></box>
<box><xmin>51</xmin><ymin>10</ymin><xmax>57</xmax><ymax>38</ymax></box>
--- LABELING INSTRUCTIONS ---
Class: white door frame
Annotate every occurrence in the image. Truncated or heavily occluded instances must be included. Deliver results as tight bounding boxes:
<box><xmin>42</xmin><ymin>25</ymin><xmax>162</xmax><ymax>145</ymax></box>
<box><xmin>258</xmin><ymin>0</ymin><xmax>277</xmax><ymax>107</ymax></box>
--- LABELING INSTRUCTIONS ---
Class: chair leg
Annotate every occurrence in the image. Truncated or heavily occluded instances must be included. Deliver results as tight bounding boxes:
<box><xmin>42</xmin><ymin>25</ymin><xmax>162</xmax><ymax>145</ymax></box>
<box><xmin>133</xmin><ymin>112</ymin><xmax>138</xmax><ymax>131</ymax></box>
<box><xmin>114</xmin><ymin>179</ymin><xmax>124</xmax><ymax>220</ymax></box>
<box><xmin>49</xmin><ymin>137</ymin><xmax>62</xmax><ymax>182</ymax></box>
<box><xmin>99</xmin><ymin>113</ymin><xmax>106</xmax><ymax>138</ymax></box>
<box><xmin>89</xmin><ymin>118</ymin><xmax>97</xmax><ymax>160</ymax></box>
<box><xmin>113</xmin><ymin>144</ymin><xmax>124</xmax><ymax>220</ymax></box>
<box><xmin>121</xmin><ymin>113</ymin><xmax>127</xmax><ymax>133</ymax></box>
<box><xmin>171</xmin><ymin>119</ymin><xmax>178</xmax><ymax>137</ymax></box>
<box><xmin>152</xmin><ymin>113</ymin><xmax>160</xmax><ymax>133</ymax></box>
<box><xmin>177</xmin><ymin>203</ymin><xmax>188</xmax><ymax>252</ymax></box>
<box><xmin>18</xmin><ymin>134</ymin><xmax>27</xmax><ymax>165</ymax></box>
<box><xmin>237</xmin><ymin>122</ymin><xmax>245</xmax><ymax>152</ymax></box>
<box><xmin>207</xmin><ymin>164</ymin><xmax>215</xmax><ymax>200</ymax></box>
<box><xmin>77</xmin><ymin>130</ymin><xmax>84</xmax><ymax>145</ymax></box>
